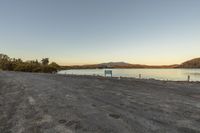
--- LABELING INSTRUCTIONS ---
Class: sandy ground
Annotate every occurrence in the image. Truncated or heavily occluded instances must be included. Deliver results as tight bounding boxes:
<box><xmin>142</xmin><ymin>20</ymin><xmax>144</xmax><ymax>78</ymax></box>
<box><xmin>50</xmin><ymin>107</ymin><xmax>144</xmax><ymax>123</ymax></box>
<box><xmin>0</xmin><ymin>71</ymin><xmax>200</xmax><ymax>133</ymax></box>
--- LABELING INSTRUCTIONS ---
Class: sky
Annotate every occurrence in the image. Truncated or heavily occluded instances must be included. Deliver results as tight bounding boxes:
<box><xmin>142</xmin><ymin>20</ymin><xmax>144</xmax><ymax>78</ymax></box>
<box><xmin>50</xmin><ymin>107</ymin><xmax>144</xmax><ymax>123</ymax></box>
<box><xmin>0</xmin><ymin>0</ymin><xmax>200</xmax><ymax>65</ymax></box>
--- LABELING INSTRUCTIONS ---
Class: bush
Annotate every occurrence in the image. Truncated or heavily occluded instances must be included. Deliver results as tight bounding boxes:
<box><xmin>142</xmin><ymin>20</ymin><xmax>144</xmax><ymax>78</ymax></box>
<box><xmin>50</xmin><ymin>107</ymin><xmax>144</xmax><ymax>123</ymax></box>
<box><xmin>41</xmin><ymin>65</ymin><xmax>58</xmax><ymax>73</ymax></box>
<box><xmin>0</xmin><ymin>53</ymin><xmax>60</xmax><ymax>73</ymax></box>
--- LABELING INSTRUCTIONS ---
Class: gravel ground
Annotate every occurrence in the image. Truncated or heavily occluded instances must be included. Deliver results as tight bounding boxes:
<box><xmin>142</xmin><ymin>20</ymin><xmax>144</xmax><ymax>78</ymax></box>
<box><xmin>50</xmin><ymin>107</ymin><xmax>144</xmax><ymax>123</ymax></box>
<box><xmin>0</xmin><ymin>71</ymin><xmax>200</xmax><ymax>133</ymax></box>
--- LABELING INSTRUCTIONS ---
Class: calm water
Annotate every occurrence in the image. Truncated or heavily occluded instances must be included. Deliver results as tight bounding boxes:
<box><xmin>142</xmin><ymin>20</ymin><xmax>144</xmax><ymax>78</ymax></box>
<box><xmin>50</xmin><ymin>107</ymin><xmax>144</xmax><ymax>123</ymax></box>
<box><xmin>58</xmin><ymin>69</ymin><xmax>200</xmax><ymax>81</ymax></box>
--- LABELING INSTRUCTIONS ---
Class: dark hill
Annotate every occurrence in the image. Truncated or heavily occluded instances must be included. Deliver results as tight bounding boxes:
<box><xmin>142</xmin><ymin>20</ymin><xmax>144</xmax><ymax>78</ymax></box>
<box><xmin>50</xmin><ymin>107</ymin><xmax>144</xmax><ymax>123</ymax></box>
<box><xmin>179</xmin><ymin>58</ymin><xmax>200</xmax><ymax>68</ymax></box>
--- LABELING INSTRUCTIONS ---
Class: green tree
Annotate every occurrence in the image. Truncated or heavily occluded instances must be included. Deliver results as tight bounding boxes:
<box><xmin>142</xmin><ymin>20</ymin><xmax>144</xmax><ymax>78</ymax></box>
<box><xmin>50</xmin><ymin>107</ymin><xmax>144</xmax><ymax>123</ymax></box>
<box><xmin>0</xmin><ymin>54</ymin><xmax>10</xmax><ymax>70</ymax></box>
<box><xmin>0</xmin><ymin>53</ymin><xmax>60</xmax><ymax>73</ymax></box>
<box><xmin>41</xmin><ymin>58</ymin><xmax>49</xmax><ymax>65</ymax></box>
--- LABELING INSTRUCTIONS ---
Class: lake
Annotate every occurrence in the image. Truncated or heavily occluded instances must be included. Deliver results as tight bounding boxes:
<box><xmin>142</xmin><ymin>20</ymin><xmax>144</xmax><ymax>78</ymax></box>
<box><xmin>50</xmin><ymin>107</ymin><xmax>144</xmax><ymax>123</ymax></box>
<box><xmin>58</xmin><ymin>69</ymin><xmax>200</xmax><ymax>81</ymax></box>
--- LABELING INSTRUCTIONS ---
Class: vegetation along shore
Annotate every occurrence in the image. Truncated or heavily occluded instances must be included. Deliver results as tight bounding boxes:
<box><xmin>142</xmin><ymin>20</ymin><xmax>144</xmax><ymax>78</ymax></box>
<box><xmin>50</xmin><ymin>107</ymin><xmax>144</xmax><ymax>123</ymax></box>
<box><xmin>0</xmin><ymin>54</ymin><xmax>60</xmax><ymax>73</ymax></box>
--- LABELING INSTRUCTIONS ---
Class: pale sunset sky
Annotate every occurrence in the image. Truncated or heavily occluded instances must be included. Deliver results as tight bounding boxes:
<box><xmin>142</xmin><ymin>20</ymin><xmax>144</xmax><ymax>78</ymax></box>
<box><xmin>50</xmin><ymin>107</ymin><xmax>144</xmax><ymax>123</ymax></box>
<box><xmin>0</xmin><ymin>0</ymin><xmax>200</xmax><ymax>65</ymax></box>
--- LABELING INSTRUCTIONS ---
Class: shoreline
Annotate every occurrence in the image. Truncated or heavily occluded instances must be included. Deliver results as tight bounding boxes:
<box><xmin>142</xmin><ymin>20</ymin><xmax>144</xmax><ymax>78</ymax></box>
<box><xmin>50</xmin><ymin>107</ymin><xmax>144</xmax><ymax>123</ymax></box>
<box><xmin>58</xmin><ymin>68</ymin><xmax>200</xmax><ymax>82</ymax></box>
<box><xmin>2</xmin><ymin>70</ymin><xmax>200</xmax><ymax>83</ymax></box>
<box><xmin>58</xmin><ymin>73</ymin><xmax>200</xmax><ymax>83</ymax></box>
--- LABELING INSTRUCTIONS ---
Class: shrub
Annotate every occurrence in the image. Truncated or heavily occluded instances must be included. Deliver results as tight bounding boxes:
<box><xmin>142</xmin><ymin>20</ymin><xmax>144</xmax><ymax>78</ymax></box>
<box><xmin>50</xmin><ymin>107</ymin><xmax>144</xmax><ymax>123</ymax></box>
<box><xmin>0</xmin><ymin>53</ymin><xmax>60</xmax><ymax>73</ymax></box>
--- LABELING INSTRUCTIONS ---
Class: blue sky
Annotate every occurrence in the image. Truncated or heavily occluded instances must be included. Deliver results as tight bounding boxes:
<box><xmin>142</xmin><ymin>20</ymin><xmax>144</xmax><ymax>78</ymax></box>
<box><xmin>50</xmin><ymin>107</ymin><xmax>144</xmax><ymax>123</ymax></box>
<box><xmin>0</xmin><ymin>0</ymin><xmax>200</xmax><ymax>65</ymax></box>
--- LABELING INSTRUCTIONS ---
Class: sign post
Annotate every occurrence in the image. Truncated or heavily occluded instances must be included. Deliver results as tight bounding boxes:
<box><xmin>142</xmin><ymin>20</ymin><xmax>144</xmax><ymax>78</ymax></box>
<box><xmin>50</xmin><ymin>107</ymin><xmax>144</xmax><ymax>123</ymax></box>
<box><xmin>105</xmin><ymin>70</ymin><xmax>112</xmax><ymax>77</ymax></box>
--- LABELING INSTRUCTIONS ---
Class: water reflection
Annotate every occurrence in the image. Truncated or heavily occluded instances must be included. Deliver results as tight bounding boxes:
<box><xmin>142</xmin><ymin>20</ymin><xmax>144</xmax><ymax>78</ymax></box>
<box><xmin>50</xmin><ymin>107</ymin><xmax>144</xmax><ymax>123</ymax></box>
<box><xmin>58</xmin><ymin>69</ymin><xmax>200</xmax><ymax>81</ymax></box>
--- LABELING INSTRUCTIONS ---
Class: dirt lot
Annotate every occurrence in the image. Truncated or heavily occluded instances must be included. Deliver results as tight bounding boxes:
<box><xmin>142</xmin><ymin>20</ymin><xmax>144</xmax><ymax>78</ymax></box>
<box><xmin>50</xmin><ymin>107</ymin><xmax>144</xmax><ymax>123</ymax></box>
<box><xmin>0</xmin><ymin>71</ymin><xmax>200</xmax><ymax>133</ymax></box>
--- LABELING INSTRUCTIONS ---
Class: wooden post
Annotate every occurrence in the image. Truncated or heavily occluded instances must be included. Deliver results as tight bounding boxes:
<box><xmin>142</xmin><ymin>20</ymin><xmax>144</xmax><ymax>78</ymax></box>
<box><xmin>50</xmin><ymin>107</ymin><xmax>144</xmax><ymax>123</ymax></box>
<box><xmin>187</xmin><ymin>75</ymin><xmax>190</xmax><ymax>82</ymax></box>
<box><xmin>139</xmin><ymin>74</ymin><xmax>141</xmax><ymax>79</ymax></box>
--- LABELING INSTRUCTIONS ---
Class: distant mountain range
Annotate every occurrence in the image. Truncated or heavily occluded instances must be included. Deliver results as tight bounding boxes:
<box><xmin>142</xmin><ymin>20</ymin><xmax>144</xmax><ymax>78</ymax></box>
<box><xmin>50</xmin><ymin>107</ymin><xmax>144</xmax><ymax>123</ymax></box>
<box><xmin>61</xmin><ymin>58</ymin><xmax>200</xmax><ymax>69</ymax></box>
<box><xmin>97</xmin><ymin>62</ymin><xmax>178</xmax><ymax>68</ymax></box>
<box><xmin>99</xmin><ymin>62</ymin><xmax>132</xmax><ymax>67</ymax></box>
